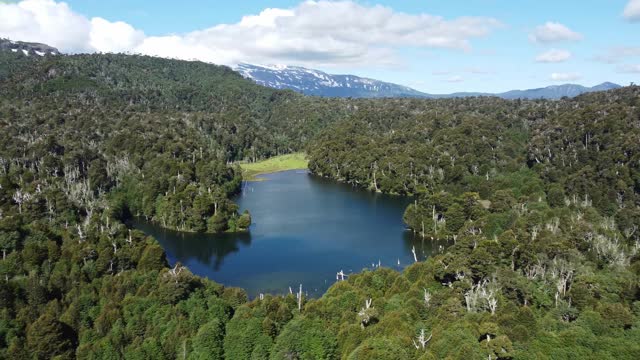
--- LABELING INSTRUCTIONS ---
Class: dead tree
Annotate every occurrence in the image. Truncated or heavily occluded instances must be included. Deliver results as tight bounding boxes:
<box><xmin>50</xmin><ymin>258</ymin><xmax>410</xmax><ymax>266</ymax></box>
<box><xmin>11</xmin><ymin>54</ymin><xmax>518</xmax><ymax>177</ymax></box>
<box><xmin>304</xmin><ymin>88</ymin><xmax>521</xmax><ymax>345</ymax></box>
<box><xmin>166</xmin><ymin>263</ymin><xmax>185</xmax><ymax>284</ymax></box>
<box><xmin>76</xmin><ymin>224</ymin><xmax>86</xmax><ymax>244</ymax></box>
<box><xmin>465</xmin><ymin>278</ymin><xmax>499</xmax><ymax>315</ymax></box>
<box><xmin>423</xmin><ymin>289</ymin><xmax>431</xmax><ymax>307</ymax></box>
<box><xmin>358</xmin><ymin>298</ymin><xmax>375</xmax><ymax>328</ymax></box>
<box><xmin>412</xmin><ymin>329</ymin><xmax>432</xmax><ymax>350</ymax></box>
<box><xmin>12</xmin><ymin>189</ymin><xmax>31</xmax><ymax>214</ymax></box>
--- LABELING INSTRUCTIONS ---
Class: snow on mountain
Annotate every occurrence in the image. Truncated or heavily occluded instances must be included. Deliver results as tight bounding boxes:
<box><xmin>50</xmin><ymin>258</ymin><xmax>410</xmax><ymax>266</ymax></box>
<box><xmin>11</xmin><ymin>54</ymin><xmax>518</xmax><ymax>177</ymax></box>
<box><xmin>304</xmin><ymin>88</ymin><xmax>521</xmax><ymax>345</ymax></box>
<box><xmin>235</xmin><ymin>63</ymin><xmax>622</xmax><ymax>100</ymax></box>
<box><xmin>235</xmin><ymin>63</ymin><xmax>428</xmax><ymax>98</ymax></box>
<box><xmin>0</xmin><ymin>39</ymin><xmax>623</xmax><ymax>100</ymax></box>
<box><xmin>0</xmin><ymin>38</ymin><xmax>60</xmax><ymax>57</ymax></box>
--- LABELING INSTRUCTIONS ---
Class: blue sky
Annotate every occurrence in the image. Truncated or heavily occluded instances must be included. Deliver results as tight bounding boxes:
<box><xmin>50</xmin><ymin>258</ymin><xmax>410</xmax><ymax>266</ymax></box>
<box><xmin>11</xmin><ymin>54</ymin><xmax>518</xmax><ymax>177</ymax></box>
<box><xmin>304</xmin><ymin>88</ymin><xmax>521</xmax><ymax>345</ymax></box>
<box><xmin>1</xmin><ymin>0</ymin><xmax>639</xmax><ymax>93</ymax></box>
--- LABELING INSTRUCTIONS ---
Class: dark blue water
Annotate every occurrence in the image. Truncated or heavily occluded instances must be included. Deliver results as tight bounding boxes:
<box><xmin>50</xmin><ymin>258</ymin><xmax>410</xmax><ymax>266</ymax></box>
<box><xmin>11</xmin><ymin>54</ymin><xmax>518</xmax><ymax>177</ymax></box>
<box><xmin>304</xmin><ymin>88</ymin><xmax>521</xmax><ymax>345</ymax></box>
<box><xmin>134</xmin><ymin>170</ymin><xmax>448</xmax><ymax>297</ymax></box>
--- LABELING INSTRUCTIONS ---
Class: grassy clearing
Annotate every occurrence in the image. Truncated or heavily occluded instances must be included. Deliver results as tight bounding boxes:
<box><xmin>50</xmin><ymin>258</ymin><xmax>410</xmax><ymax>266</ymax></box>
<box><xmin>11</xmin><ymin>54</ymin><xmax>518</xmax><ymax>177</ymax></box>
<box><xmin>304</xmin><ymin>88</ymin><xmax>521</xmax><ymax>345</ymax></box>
<box><xmin>239</xmin><ymin>153</ymin><xmax>309</xmax><ymax>181</ymax></box>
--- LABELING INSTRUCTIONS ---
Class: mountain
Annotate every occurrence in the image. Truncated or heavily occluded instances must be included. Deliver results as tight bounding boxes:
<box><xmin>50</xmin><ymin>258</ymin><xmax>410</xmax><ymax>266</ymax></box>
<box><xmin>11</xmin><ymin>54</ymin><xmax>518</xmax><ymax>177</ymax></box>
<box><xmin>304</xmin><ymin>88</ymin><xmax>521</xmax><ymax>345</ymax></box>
<box><xmin>491</xmin><ymin>82</ymin><xmax>622</xmax><ymax>100</ymax></box>
<box><xmin>0</xmin><ymin>38</ymin><xmax>60</xmax><ymax>56</ymax></box>
<box><xmin>1</xmin><ymin>46</ymin><xmax>640</xmax><ymax>360</ymax></box>
<box><xmin>235</xmin><ymin>63</ymin><xmax>428</xmax><ymax>98</ymax></box>
<box><xmin>0</xmin><ymin>38</ymin><xmax>622</xmax><ymax>100</ymax></box>
<box><xmin>236</xmin><ymin>63</ymin><xmax>621</xmax><ymax>100</ymax></box>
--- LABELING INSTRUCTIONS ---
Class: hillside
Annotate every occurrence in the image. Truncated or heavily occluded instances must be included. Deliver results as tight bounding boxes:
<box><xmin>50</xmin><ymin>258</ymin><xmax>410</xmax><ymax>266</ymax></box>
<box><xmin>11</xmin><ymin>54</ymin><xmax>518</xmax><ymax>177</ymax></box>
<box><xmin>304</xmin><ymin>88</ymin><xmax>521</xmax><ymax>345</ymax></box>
<box><xmin>0</xmin><ymin>51</ymin><xmax>639</xmax><ymax>359</ymax></box>
<box><xmin>0</xmin><ymin>40</ymin><xmax>621</xmax><ymax>100</ymax></box>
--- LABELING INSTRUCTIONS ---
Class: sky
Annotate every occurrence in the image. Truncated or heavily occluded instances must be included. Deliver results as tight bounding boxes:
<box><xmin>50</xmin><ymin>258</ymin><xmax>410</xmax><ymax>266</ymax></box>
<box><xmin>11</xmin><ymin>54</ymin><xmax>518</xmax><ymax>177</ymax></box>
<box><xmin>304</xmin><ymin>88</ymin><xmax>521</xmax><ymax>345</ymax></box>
<box><xmin>1</xmin><ymin>0</ymin><xmax>639</xmax><ymax>93</ymax></box>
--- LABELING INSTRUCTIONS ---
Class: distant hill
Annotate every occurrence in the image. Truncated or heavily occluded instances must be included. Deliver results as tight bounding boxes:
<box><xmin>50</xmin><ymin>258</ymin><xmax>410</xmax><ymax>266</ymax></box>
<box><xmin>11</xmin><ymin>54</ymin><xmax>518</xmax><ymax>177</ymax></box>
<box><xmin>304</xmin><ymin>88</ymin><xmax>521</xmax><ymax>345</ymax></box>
<box><xmin>237</xmin><ymin>63</ymin><xmax>621</xmax><ymax>100</ymax></box>
<box><xmin>235</xmin><ymin>63</ymin><xmax>428</xmax><ymax>98</ymax></box>
<box><xmin>0</xmin><ymin>38</ymin><xmax>622</xmax><ymax>100</ymax></box>
<box><xmin>489</xmin><ymin>82</ymin><xmax>622</xmax><ymax>100</ymax></box>
<box><xmin>0</xmin><ymin>38</ymin><xmax>60</xmax><ymax>56</ymax></box>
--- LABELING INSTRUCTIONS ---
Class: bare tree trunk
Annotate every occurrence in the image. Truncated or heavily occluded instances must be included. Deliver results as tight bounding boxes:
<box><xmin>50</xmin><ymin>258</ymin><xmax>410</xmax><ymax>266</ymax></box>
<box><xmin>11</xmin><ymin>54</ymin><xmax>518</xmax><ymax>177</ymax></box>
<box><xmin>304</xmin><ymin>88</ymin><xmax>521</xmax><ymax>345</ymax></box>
<box><xmin>432</xmin><ymin>205</ymin><xmax>437</xmax><ymax>235</ymax></box>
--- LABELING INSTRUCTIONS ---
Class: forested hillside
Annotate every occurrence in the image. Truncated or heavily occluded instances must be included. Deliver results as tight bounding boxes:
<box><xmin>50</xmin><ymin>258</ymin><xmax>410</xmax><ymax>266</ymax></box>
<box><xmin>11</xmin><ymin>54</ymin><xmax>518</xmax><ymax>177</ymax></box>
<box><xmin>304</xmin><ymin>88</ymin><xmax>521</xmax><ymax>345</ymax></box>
<box><xmin>306</xmin><ymin>88</ymin><xmax>640</xmax><ymax>358</ymax></box>
<box><xmin>0</xmin><ymin>50</ymin><xmax>639</xmax><ymax>359</ymax></box>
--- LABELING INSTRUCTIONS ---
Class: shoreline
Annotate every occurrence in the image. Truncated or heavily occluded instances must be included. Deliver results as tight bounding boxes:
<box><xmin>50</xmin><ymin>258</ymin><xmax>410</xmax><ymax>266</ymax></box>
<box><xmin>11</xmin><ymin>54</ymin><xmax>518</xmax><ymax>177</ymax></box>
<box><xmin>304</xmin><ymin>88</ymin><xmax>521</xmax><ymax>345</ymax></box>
<box><xmin>239</xmin><ymin>152</ymin><xmax>309</xmax><ymax>181</ymax></box>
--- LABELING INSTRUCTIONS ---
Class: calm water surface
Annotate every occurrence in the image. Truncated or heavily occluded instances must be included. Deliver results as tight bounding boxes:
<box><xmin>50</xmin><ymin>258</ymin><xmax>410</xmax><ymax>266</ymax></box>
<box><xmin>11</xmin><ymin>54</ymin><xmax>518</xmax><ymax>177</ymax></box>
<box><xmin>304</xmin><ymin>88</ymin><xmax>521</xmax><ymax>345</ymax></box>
<box><xmin>134</xmin><ymin>170</ymin><xmax>448</xmax><ymax>297</ymax></box>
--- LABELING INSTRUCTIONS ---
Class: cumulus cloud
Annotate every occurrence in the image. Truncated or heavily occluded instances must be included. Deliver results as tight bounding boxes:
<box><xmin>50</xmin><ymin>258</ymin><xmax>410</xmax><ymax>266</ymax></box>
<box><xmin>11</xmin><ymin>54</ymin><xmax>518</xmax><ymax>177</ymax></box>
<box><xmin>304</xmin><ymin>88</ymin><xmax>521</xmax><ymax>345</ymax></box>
<box><xmin>529</xmin><ymin>22</ymin><xmax>583</xmax><ymax>43</ymax></box>
<box><xmin>535</xmin><ymin>49</ymin><xmax>571</xmax><ymax>63</ymax></box>
<box><xmin>89</xmin><ymin>18</ymin><xmax>145</xmax><ymax>54</ymax></box>
<box><xmin>550</xmin><ymin>72</ymin><xmax>581</xmax><ymax>81</ymax></box>
<box><xmin>617</xmin><ymin>64</ymin><xmax>640</xmax><ymax>73</ymax></box>
<box><xmin>0</xmin><ymin>0</ymin><xmax>503</xmax><ymax>68</ymax></box>
<box><xmin>0</xmin><ymin>0</ymin><xmax>92</xmax><ymax>52</ymax></box>
<box><xmin>624</xmin><ymin>0</ymin><xmax>640</xmax><ymax>21</ymax></box>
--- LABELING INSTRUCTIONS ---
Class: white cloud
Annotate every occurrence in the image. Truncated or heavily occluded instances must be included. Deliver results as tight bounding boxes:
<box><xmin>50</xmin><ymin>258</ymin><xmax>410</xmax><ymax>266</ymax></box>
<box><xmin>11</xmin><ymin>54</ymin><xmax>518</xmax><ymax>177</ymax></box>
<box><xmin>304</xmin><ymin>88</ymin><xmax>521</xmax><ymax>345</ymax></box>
<box><xmin>624</xmin><ymin>0</ymin><xmax>640</xmax><ymax>21</ymax></box>
<box><xmin>0</xmin><ymin>0</ymin><xmax>503</xmax><ymax>68</ymax></box>
<box><xmin>0</xmin><ymin>0</ymin><xmax>92</xmax><ymax>52</ymax></box>
<box><xmin>529</xmin><ymin>22</ymin><xmax>583</xmax><ymax>43</ymax></box>
<box><xmin>90</xmin><ymin>18</ymin><xmax>145</xmax><ymax>53</ymax></box>
<box><xmin>617</xmin><ymin>64</ymin><xmax>640</xmax><ymax>73</ymax></box>
<box><xmin>550</xmin><ymin>72</ymin><xmax>581</xmax><ymax>81</ymax></box>
<box><xmin>446</xmin><ymin>75</ymin><xmax>464</xmax><ymax>83</ymax></box>
<box><xmin>535</xmin><ymin>49</ymin><xmax>572</xmax><ymax>63</ymax></box>
<box><xmin>594</xmin><ymin>46</ymin><xmax>640</xmax><ymax>64</ymax></box>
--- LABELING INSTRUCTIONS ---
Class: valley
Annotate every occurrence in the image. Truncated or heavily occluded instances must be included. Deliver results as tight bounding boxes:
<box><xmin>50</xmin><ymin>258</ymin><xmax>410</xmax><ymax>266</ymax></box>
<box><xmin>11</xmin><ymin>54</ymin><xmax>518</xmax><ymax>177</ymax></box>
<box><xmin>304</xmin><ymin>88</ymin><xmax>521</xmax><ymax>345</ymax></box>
<box><xmin>0</xmin><ymin>50</ymin><xmax>639</xmax><ymax>359</ymax></box>
<box><xmin>133</xmin><ymin>170</ymin><xmax>438</xmax><ymax>297</ymax></box>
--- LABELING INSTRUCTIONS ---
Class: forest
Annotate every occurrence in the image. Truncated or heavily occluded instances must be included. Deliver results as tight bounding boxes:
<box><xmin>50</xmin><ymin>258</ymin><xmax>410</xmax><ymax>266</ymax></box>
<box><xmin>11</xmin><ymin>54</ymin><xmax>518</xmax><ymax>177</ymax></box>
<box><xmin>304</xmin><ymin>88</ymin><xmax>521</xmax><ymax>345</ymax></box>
<box><xmin>0</xmin><ymin>50</ymin><xmax>639</xmax><ymax>359</ymax></box>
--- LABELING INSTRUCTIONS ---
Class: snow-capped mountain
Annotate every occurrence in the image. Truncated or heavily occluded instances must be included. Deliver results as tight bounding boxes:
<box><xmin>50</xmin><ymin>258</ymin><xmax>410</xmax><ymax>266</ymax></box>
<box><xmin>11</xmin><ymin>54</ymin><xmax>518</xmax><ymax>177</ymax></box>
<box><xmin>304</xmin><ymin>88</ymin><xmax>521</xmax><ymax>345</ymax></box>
<box><xmin>0</xmin><ymin>38</ymin><xmax>623</xmax><ymax>100</ymax></box>
<box><xmin>236</xmin><ymin>63</ymin><xmax>622</xmax><ymax>100</ymax></box>
<box><xmin>235</xmin><ymin>63</ymin><xmax>428</xmax><ymax>98</ymax></box>
<box><xmin>0</xmin><ymin>38</ymin><xmax>60</xmax><ymax>56</ymax></box>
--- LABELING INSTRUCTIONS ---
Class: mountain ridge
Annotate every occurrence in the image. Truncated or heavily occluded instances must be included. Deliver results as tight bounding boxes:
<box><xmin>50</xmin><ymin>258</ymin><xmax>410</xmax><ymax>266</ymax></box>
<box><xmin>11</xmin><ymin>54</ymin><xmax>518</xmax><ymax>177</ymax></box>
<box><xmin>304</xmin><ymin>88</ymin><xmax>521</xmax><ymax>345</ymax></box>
<box><xmin>236</xmin><ymin>63</ymin><xmax>622</xmax><ymax>100</ymax></box>
<box><xmin>235</xmin><ymin>63</ymin><xmax>427</xmax><ymax>98</ymax></box>
<box><xmin>0</xmin><ymin>38</ymin><xmax>60</xmax><ymax>57</ymax></box>
<box><xmin>0</xmin><ymin>38</ymin><xmax>622</xmax><ymax>99</ymax></box>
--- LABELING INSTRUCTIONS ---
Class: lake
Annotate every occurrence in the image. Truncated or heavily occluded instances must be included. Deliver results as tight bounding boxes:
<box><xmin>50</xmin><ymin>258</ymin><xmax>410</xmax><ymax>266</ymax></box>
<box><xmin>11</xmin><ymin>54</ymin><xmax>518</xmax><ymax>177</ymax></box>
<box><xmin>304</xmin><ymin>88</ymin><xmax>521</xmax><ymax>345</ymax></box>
<box><xmin>134</xmin><ymin>170</ymin><xmax>449</xmax><ymax>297</ymax></box>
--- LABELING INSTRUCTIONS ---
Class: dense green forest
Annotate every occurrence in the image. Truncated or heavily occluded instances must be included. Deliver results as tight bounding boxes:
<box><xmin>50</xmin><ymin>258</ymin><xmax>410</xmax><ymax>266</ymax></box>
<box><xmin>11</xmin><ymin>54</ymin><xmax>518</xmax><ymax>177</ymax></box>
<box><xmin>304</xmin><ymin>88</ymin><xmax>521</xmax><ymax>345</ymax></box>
<box><xmin>0</xmin><ymin>50</ymin><xmax>639</xmax><ymax>359</ymax></box>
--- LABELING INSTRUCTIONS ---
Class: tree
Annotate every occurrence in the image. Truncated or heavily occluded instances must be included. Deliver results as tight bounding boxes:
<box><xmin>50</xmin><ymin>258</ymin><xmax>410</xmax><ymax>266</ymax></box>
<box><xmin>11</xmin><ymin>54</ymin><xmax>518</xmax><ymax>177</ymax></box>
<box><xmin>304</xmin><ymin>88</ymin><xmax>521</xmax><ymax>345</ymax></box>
<box><xmin>237</xmin><ymin>210</ymin><xmax>252</xmax><ymax>231</ymax></box>
<box><xmin>138</xmin><ymin>244</ymin><xmax>168</xmax><ymax>271</ymax></box>
<box><xmin>347</xmin><ymin>337</ymin><xmax>410</xmax><ymax>360</ymax></box>
<box><xmin>446</xmin><ymin>203</ymin><xmax>465</xmax><ymax>234</ymax></box>
<box><xmin>547</xmin><ymin>185</ymin><xmax>566</xmax><ymax>208</ymax></box>
<box><xmin>26</xmin><ymin>312</ymin><xmax>77</xmax><ymax>359</ymax></box>
<box><xmin>270</xmin><ymin>318</ymin><xmax>337</xmax><ymax>360</ymax></box>
<box><xmin>190</xmin><ymin>318</ymin><xmax>225</xmax><ymax>360</ymax></box>
<box><xmin>207</xmin><ymin>214</ymin><xmax>228</xmax><ymax>233</ymax></box>
<box><xmin>0</xmin><ymin>230</ymin><xmax>20</xmax><ymax>260</ymax></box>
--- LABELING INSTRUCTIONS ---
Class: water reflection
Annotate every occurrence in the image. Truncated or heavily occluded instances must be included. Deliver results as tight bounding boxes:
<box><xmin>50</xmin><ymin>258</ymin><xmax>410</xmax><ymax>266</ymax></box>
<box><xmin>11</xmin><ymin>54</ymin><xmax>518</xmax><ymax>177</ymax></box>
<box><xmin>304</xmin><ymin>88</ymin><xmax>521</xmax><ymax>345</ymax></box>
<box><xmin>135</xmin><ymin>171</ymin><xmax>450</xmax><ymax>296</ymax></box>
<box><xmin>403</xmin><ymin>231</ymin><xmax>452</xmax><ymax>261</ymax></box>
<box><xmin>134</xmin><ymin>221</ymin><xmax>252</xmax><ymax>271</ymax></box>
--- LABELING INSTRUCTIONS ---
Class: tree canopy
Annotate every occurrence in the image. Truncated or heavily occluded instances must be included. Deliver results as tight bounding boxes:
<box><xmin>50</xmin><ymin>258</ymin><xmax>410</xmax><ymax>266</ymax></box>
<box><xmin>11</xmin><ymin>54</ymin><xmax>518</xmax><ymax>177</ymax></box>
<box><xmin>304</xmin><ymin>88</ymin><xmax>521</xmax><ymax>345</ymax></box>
<box><xmin>0</xmin><ymin>50</ymin><xmax>639</xmax><ymax>359</ymax></box>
